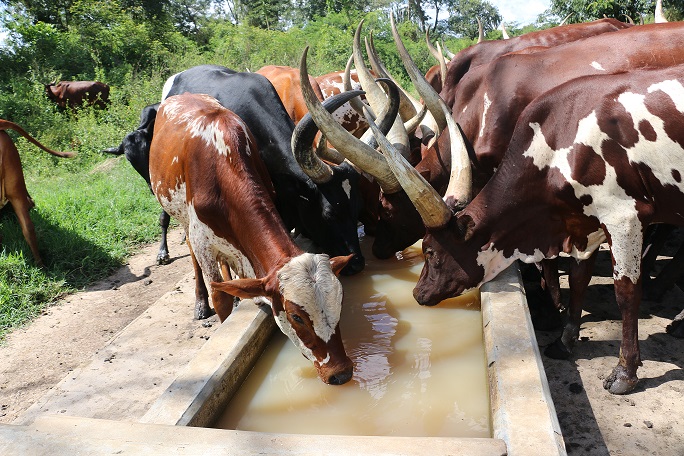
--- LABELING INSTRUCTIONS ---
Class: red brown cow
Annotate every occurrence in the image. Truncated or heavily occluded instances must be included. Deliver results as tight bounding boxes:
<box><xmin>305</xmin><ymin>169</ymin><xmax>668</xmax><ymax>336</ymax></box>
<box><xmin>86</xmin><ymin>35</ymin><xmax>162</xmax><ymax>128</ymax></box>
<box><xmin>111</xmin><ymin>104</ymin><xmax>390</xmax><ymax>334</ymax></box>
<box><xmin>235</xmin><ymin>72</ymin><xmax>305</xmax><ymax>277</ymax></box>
<box><xmin>0</xmin><ymin>120</ymin><xmax>75</xmax><ymax>267</ymax></box>
<box><xmin>45</xmin><ymin>81</ymin><xmax>110</xmax><ymax>110</ymax></box>
<box><xmin>148</xmin><ymin>92</ymin><xmax>354</xmax><ymax>385</ymax></box>
<box><xmin>375</xmin><ymin>64</ymin><xmax>684</xmax><ymax>395</ymax></box>
<box><xmin>256</xmin><ymin>65</ymin><xmax>325</xmax><ymax>125</ymax></box>
<box><xmin>440</xmin><ymin>18</ymin><xmax>630</xmax><ymax>94</ymax></box>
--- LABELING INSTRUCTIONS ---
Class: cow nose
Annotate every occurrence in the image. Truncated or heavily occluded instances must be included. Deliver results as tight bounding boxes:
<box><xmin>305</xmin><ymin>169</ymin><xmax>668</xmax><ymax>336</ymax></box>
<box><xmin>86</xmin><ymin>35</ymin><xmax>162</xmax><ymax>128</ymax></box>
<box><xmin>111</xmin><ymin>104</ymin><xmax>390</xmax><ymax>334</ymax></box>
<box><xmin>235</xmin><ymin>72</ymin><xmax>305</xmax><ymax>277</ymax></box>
<box><xmin>327</xmin><ymin>369</ymin><xmax>353</xmax><ymax>385</ymax></box>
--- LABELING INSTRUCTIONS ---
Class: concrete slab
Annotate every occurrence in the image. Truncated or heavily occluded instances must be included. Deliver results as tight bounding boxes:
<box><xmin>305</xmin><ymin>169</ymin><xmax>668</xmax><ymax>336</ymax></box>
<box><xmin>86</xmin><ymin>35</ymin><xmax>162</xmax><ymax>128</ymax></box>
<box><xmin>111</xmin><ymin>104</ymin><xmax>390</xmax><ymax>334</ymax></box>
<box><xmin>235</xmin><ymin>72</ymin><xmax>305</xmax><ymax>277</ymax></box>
<box><xmin>8</xmin><ymin>258</ymin><xmax>565</xmax><ymax>456</ymax></box>
<box><xmin>0</xmin><ymin>415</ymin><xmax>508</xmax><ymax>456</ymax></box>
<box><xmin>15</xmin><ymin>272</ymin><xmax>220</xmax><ymax>425</ymax></box>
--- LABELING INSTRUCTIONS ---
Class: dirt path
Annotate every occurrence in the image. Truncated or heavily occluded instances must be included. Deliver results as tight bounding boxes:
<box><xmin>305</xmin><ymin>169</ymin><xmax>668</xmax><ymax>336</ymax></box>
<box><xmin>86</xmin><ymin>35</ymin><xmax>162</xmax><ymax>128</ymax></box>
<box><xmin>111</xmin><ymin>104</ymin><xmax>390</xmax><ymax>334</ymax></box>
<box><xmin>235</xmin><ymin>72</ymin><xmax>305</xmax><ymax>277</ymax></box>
<box><xmin>1</xmin><ymin>227</ymin><xmax>683</xmax><ymax>454</ymax></box>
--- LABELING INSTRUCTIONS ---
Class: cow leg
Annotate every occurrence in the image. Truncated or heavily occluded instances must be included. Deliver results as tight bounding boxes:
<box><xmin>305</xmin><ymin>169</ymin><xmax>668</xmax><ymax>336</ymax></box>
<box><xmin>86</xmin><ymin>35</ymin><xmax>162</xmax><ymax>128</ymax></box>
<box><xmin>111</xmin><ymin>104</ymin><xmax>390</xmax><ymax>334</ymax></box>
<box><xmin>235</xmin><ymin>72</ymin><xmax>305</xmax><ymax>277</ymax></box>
<box><xmin>544</xmin><ymin>252</ymin><xmax>597</xmax><ymax>359</ymax></box>
<box><xmin>185</xmin><ymin>239</ymin><xmax>214</xmax><ymax>320</ymax></box>
<box><xmin>11</xmin><ymin>196</ymin><xmax>44</xmax><ymax>268</ymax></box>
<box><xmin>603</xmin><ymin>275</ymin><xmax>642</xmax><ymax>394</ymax></box>
<box><xmin>157</xmin><ymin>210</ymin><xmax>171</xmax><ymax>265</ymax></box>
<box><xmin>642</xmin><ymin>224</ymin><xmax>676</xmax><ymax>300</ymax></box>
<box><xmin>666</xmin><ymin>307</ymin><xmax>684</xmax><ymax>338</ymax></box>
<box><xmin>541</xmin><ymin>258</ymin><xmax>564</xmax><ymax>312</ymax></box>
<box><xmin>644</xmin><ymin>239</ymin><xmax>684</xmax><ymax>302</ymax></box>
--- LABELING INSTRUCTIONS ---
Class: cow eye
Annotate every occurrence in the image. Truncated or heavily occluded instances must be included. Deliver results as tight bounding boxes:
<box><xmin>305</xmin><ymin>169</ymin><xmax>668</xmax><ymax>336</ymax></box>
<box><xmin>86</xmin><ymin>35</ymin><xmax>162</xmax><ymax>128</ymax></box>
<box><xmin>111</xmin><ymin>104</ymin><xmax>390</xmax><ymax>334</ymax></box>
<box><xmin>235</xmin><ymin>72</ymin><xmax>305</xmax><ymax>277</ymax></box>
<box><xmin>291</xmin><ymin>314</ymin><xmax>304</xmax><ymax>325</ymax></box>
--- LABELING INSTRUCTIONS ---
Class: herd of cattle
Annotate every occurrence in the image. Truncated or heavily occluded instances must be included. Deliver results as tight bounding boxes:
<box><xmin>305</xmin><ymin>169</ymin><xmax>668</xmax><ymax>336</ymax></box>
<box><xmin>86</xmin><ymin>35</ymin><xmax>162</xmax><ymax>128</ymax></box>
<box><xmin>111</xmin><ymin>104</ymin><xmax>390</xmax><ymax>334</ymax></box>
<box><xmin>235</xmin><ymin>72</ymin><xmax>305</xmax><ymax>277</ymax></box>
<box><xmin>2</xmin><ymin>10</ymin><xmax>684</xmax><ymax>393</ymax></box>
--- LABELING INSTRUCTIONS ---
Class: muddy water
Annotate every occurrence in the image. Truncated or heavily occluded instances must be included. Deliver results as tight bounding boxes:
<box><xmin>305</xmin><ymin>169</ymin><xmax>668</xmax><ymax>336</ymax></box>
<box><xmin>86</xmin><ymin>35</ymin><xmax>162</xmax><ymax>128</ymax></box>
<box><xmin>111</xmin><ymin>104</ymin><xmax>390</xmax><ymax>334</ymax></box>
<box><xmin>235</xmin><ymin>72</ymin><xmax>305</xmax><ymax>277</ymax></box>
<box><xmin>214</xmin><ymin>240</ymin><xmax>490</xmax><ymax>437</ymax></box>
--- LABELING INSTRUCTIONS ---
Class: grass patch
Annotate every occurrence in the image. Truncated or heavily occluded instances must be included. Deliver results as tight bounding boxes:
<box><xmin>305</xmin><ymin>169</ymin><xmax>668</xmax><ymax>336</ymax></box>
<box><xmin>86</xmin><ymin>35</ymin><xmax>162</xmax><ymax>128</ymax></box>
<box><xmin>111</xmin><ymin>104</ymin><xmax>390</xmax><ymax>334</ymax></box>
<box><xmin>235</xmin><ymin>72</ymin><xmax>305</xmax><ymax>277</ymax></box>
<box><xmin>0</xmin><ymin>153</ymin><xmax>165</xmax><ymax>340</ymax></box>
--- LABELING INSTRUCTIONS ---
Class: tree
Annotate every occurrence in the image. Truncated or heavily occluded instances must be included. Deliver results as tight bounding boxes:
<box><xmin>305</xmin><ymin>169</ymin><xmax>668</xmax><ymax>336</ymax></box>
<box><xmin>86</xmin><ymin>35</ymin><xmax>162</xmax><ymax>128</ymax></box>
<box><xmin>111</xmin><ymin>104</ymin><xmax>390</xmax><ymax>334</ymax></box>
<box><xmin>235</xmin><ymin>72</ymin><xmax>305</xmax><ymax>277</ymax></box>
<box><xmin>547</xmin><ymin>0</ymin><xmax>684</xmax><ymax>24</ymax></box>
<box><xmin>443</xmin><ymin>0</ymin><xmax>500</xmax><ymax>38</ymax></box>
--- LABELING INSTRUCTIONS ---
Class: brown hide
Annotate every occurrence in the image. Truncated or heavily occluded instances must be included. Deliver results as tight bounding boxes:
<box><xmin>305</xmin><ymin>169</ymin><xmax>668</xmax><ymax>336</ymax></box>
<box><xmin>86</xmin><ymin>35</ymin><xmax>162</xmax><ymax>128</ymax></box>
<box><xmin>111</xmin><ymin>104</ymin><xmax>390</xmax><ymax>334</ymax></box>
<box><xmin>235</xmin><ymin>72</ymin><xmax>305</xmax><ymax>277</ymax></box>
<box><xmin>442</xmin><ymin>18</ymin><xmax>630</xmax><ymax>92</ymax></box>
<box><xmin>447</xmin><ymin>22</ymin><xmax>684</xmax><ymax>183</ymax></box>
<box><xmin>0</xmin><ymin>120</ymin><xmax>75</xmax><ymax>267</ymax></box>
<box><xmin>256</xmin><ymin>65</ymin><xmax>324</xmax><ymax>124</ymax></box>
<box><xmin>45</xmin><ymin>81</ymin><xmax>110</xmax><ymax>110</ymax></box>
<box><xmin>417</xmin><ymin>66</ymin><xmax>684</xmax><ymax>394</ymax></box>
<box><xmin>148</xmin><ymin>93</ymin><xmax>353</xmax><ymax>385</ymax></box>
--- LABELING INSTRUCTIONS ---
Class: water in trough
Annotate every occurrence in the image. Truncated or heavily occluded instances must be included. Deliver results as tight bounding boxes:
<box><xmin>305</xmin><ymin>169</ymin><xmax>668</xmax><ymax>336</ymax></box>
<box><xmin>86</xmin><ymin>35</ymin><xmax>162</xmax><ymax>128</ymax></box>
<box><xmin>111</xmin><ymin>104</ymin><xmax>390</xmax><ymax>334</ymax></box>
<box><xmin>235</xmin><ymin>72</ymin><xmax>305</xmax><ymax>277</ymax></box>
<box><xmin>214</xmin><ymin>239</ymin><xmax>490</xmax><ymax>437</ymax></box>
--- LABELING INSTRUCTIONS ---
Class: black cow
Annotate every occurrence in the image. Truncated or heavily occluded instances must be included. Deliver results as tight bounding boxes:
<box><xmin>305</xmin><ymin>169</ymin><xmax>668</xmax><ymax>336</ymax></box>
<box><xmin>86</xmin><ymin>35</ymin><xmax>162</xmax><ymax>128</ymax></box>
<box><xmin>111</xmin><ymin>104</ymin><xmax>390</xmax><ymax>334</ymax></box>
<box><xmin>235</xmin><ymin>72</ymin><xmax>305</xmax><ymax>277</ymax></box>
<box><xmin>162</xmin><ymin>65</ymin><xmax>365</xmax><ymax>275</ymax></box>
<box><xmin>102</xmin><ymin>103</ymin><xmax>173</xmax><ymax>264</ymax></box>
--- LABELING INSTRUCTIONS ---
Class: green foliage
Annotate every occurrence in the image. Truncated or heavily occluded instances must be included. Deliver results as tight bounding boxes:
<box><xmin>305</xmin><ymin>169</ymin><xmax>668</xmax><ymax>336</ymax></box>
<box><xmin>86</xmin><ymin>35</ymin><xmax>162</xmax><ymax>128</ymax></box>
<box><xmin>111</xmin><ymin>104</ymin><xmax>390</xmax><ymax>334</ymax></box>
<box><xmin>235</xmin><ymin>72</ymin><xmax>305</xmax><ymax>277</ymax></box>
<box><xmin>547</xmin><ymin>0</ymin><xmax>684</xmax><ymax>23</ymax></box>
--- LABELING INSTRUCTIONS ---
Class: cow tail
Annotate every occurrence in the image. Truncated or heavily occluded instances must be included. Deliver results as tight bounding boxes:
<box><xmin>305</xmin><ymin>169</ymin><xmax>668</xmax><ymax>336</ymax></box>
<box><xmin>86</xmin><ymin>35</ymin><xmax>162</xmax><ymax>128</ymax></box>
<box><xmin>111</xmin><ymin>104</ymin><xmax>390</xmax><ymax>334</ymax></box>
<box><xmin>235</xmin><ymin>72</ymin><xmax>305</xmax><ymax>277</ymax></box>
<box><xmin>0</xmin><ymin>120</ymin><xmax>76</xmax><ymax>158</ymax></box>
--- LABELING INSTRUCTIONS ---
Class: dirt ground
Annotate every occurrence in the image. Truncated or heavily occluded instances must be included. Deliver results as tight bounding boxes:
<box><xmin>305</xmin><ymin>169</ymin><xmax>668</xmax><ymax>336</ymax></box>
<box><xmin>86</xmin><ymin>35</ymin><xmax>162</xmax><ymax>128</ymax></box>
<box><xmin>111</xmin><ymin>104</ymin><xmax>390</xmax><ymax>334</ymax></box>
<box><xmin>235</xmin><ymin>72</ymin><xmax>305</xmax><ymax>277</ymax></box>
<box><xmin>1</xmin><ymin>226</ymin><xmax>683</xmax><ymax>455</ymax></box>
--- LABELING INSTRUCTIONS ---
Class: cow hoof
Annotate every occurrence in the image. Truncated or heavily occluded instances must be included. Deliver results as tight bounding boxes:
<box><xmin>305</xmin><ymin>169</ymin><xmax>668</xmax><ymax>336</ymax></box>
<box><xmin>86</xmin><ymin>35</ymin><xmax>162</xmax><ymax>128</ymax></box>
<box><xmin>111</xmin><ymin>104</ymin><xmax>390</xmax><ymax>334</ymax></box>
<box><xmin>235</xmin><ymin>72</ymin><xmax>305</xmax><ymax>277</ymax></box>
<box><xmin>156</xmin><ymin>253</ymin><xmax>171</xmax><ymax>265</ymax></box>
<box><xmin>603</xmin><ymin>366</ymin><xmax>638</xmax><ymax>394</ymax></box>
<box><xmin>666</xmin><ymin>319</ymin><xmax>684</xmax><ymax>338</ymax></box>
<box><xmin>194</xmin><ymin>303</ymin><xmax>216</xmax><ymax>320</ymax></box>
<box><xmin>544</xmin><ymin>338</ymin><xmax>573</xmax><ymax>360</ymax></box>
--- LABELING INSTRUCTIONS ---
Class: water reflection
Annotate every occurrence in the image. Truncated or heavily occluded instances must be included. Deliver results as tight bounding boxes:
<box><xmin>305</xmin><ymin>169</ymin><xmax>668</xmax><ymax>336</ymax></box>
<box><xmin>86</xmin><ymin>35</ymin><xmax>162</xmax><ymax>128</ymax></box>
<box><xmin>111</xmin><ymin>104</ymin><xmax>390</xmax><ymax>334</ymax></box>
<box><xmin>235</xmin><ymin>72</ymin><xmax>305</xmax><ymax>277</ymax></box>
<box><xmin>214</xmin><ymin>239</ymin><xmax>490</xmax><ymax>437</ymax></box>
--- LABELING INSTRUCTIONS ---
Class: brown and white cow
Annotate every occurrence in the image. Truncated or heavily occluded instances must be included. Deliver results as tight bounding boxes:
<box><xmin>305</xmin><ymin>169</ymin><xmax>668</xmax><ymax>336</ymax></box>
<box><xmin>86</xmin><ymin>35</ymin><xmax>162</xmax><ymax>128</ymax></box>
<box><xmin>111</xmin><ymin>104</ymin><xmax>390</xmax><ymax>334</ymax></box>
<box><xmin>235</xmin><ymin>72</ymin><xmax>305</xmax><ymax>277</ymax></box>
<box><xmin>0</xmin><ymin>120</ymin><xmax>75</xmax><ymax>267</ymax></box>
<box><xmin>373</xmin><ymin>64</ymin><xmax>684</xmax><ymax>395</ymax></box>
<box><xmin>44</xmin><ymin>81</ymin><xmax>110</xmax><ymax>110</ymax></box>
<box><xmin>148</xmin><ymin>93</ymin><xmax>354</xmax><ymax>385</ymax></box>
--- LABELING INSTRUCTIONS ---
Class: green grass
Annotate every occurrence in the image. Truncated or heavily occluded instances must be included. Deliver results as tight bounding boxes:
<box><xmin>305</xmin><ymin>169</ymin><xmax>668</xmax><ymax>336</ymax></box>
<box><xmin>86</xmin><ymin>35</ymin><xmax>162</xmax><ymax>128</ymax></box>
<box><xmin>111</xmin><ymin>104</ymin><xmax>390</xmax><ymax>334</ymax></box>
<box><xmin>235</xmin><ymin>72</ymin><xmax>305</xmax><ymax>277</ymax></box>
<box><xmin>0</xmin><ymin>139</ymin><xmax>165</xmax><ymax>340</ymax></box>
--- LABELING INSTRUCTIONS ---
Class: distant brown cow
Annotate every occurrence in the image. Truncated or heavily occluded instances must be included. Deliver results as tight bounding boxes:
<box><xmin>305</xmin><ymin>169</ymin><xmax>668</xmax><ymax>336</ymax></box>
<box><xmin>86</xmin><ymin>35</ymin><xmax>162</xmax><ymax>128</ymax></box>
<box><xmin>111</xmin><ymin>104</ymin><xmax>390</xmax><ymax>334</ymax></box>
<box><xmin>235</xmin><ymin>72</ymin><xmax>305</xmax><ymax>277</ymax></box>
<box><xmin>0</xmin><ymin>120</ymin><xmax>75</xmax><ymax>267</ymax></box>
<box><xmin>45</xmin><ymin>81</ymin><xmax>110</xmax><ymax>110</ymax></box>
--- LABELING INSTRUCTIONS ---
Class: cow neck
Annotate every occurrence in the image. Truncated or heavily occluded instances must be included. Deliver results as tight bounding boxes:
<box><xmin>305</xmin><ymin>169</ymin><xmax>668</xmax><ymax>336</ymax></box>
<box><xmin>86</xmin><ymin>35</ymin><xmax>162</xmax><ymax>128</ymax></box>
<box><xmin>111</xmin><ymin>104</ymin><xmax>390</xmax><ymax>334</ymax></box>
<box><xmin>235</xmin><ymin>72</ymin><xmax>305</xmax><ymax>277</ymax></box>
<box><xmin>236</xmin><ymin>224</ymin><xmax>302</xmax><ymax>278</ymax></box>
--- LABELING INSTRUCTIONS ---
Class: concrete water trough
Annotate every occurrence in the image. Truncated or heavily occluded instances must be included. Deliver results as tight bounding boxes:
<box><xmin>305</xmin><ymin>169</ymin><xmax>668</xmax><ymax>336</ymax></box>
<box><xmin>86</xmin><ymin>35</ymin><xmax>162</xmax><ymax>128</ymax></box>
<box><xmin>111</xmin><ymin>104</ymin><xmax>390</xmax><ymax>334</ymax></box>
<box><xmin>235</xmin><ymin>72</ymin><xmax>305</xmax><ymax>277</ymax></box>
<box><xmin>1</xmin><ymin>262</ymin><xmax>565</xmax><ymax>455</ymax></box>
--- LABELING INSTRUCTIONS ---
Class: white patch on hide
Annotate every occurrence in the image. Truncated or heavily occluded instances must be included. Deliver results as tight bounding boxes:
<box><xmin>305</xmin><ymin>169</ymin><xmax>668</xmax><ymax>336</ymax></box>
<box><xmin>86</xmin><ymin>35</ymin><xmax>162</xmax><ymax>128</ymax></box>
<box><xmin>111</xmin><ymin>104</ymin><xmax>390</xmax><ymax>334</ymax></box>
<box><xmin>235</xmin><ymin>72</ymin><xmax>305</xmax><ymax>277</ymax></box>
<box><xmin>155</xmin><ymin>181</ymin><xmax>256</xmax><ymax>284</ymax></box>
<box><xmin>278</xmin><ymin>253</ymin><xmax>343</xmax><ymax>343</ymax></box>
<box><xmin>479</xmin><ymin>93</ymin><xmax>491</xmax><ymax>138</ymax></box>
<box><xmin>520</xmin><ymin>77</ymin><xmax>684</xmax><ymax>283</ymax></box>
<box><xmin>591</xmin><ymin>61</ymin><xmax>606</xmax><ymax>71</ymax></box>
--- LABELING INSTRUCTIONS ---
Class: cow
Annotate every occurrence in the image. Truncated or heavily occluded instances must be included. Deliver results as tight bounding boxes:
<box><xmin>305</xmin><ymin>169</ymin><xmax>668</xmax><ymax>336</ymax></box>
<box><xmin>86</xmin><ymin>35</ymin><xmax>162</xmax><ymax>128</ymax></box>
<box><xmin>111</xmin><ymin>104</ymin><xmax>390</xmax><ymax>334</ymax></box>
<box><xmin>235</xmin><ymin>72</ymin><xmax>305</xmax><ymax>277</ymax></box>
<box><xmin>315</xmin><ymin>67</ymin><xmax>369</xmax><ymax>138</ymax></box>
<box><xmin>149</xmin><ymin>93</ymin><xmax>354</xmax><ymax>385</ymax></box>
<box><xmin>441</xmin><ymin>18</ymin><xmax>630</xmax><ymax>94</ymax></box>
<box><xmin>0</xmin><ymin>119</ymin><xmax>75</xmax><ymax>267</ymax></box>
<box><xmin>329</xmin><ymin>21</ymin><xmax>684</xmax><ymax>259</ymax></box>
<box><xmin>102</xmin><ymin>104</ymin><xmax>172</xmax><ymax>264</ymax></box>
<box><xmin>256</xmin><ymin>65</ymin><xmax>325</xmax><ymax>125</ymax></box>
<box><xmin>45</xmin><ymin>81</ymin><xmax>110</xmax><ymax>110</ymax></box>
<box><xmin>161</xmin><ymin>65</ymin><xmax>366</xmax><ymax>276</ymax></box>
<box><xmin>371</xmin><ymin>64</ymin><xmax>684</xmax><ymax>395</ymax></box>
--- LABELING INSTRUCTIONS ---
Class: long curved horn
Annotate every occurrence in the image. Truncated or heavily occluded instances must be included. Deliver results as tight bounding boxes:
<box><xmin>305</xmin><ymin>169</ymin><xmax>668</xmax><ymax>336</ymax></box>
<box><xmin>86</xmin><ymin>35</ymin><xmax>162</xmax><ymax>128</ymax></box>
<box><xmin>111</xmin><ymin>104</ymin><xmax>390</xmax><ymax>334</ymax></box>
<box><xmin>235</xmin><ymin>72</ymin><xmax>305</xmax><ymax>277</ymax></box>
<box><xmin>343</xmin><ymin>54</ymin><xmax>368</xmax><ymax>117</ymax></box>
<box><xmin>441</xmin><ymin>100</ymin><xmax>472</xmax><ymax>207</ymax></box>
<box><xmin>426</xmin><ymin>30</ymin><xmax>448</xmax><ymax>88</ymax></box>
<box><xmin>559</xmin><ymin>13</ymin><xmax>572</xmax><ymax>26</ymax></box>
<box><xmin>353</xmin><ymin>20</ymin><xmax>410</xmax><ymax>159</ymax></box>
<box><xmin>501</xmin><ymin>22</ymin><xmax>510</xmax><ymax>39</ymax></box>
<box><xmin>358</xmin><ymin>77</ymin><xmax>402</xmax><ymax>150</ymax></box>
<box><xmin>292</xmin><ymin>89</ymin><xmax>365</xmax><ymax>184</ymax></box>
<box><xmin>299</xmin><ymin>47</ymin><xmax>401</xmax><ymax>194</ymax></box>
<box><xmin>390</xmin><ymin>13</ymin><xmax>445</xmax><ymax>135</ymax></box>
<box><xmin>366</xmin><ymin>107</ymin><xmax>452</xmax><ymax>229</ymax></box>
<box><xmin>441</xmin><ymin>40</ymin><xmax>455</xmax><ymax>60</ymax></box>
<box><xmin>477</xmin><ymin>17</ymin><xmax>484</xmax><ymax>43</ymax></box>
<box><xmin>655</xmin><ymin>0</ymin><xmax>668</xmax><ymax>23</ymax></box>
<box><xmin>623</xmin><ymin>14</ymin><xmax>635</xmax><ymax>25</ymax></box>
<box><xmin>366</xmin><ymin>31</ymin><xmax>420</xmax><ymax>122</ymax></box>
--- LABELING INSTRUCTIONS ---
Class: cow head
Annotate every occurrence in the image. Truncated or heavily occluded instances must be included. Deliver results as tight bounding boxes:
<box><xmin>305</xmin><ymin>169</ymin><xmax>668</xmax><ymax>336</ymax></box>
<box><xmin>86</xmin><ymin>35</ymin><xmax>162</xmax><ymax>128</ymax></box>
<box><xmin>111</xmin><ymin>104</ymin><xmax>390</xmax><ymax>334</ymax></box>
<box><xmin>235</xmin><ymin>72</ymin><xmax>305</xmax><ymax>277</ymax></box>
<box><xmin>213</xmin><ymin>253</ymin><xmax>354</xmax><ymax>385</ymax></box>
<box><xmin>102</xmin><ymin>103</ymin><xmax>160</xmax><ymax>186</ymax></box>
<box><xmin>44</xmin><ymin>82</ymin><xmax>64</xmax><ymax>107</ymax></box>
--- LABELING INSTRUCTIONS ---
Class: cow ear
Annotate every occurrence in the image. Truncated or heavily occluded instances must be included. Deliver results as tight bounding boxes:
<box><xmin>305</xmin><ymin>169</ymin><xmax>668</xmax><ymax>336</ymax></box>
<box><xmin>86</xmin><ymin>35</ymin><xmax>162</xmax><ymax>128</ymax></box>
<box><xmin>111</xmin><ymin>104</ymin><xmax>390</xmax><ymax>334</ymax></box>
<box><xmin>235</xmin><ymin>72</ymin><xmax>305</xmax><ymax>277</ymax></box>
<box><xmin>211</xmin><ymin>278</ymin><xmax>267</xmax><ymax>299</ymax></box>
<box><xmin>330</xmin><ymin>254</ymin><xmax>354</xmax><ymax>276</ymax></box>
<box><xmin>455</xmin><ymin>214</ymin><xmax>476</xmax><ymax>242</ymax></box>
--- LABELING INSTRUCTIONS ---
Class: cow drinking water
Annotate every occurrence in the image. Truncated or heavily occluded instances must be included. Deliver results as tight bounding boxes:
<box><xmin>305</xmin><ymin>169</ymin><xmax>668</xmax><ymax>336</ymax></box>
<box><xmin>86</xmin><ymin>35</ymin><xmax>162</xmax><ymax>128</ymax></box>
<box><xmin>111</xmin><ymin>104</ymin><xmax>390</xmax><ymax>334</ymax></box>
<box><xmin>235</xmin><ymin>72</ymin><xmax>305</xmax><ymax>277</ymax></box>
<box><xmin>149</xmin><ymin>93</ymin><xmax>354</xmax><ymax>384</ymax></box>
